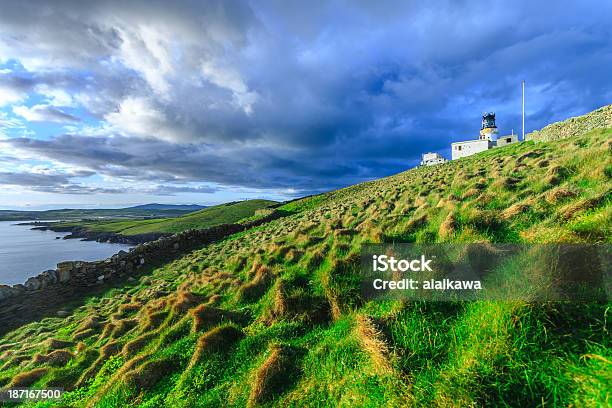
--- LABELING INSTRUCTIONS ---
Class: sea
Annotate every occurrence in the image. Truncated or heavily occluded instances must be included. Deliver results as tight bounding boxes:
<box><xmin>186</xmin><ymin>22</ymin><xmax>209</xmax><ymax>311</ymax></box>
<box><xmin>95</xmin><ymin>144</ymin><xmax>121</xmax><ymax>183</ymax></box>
<box><xmin>0</xmin><ymin>220</ymin><xmax>132</xmax><ymax>286</ymax></box>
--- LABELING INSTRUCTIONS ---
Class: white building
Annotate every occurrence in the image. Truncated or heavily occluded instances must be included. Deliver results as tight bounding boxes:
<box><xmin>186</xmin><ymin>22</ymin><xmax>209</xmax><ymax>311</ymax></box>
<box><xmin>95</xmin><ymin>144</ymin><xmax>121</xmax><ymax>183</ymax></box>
<box><xmin>451</xmin><ymin>139</ymin><xmax>492</xmax><ymax>160</ymax></box>
<box><xmin>420</xmin><ymin>152</ymin><xmax>447</xmax><ymax>166</ymax></box>
<box><xmin>495</xmin><ymin>133</ymin><xmax>519</xmax><ymax>147</ymax></box>
<box><xmin>451</xmin><ymin>112</ymin><xmax>518</xmax><ymax>160</ymax></box>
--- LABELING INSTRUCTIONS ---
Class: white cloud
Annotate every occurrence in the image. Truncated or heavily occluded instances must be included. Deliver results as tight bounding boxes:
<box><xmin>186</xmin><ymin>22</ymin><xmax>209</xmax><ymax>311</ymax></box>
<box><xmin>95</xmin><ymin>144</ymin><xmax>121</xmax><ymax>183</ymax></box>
<box><xmin>35</xmin><ymin>84</ymin><xmax>74</xmax><ymax>106</ymax></box>
<box><xmin>0</xmin><ymin>111</ymin><xmax>22</xmax><ymax>128</ymax></box>
<box><xmin>13</xmin><ymin>104</ymin><xmax>80</xmax><ymax>123</ymax></box>
<box><xmin>115</xmin><ymin>25</ymin><xmax>174</xmax><ymax>97</ymax></box>
<box><xmin>0</xmin><ymin>84</ymin><xmax>27</xmax><ymax>106</ymax></box>
<box><xmin>104</xmin><ymin>96</ymin><xmax>185</xmax><ymax>141</ymax></box>
<box><xmin>201</xmin><ymin>60</ymin><xmax>259</xmax><ymax>114</ymax></box>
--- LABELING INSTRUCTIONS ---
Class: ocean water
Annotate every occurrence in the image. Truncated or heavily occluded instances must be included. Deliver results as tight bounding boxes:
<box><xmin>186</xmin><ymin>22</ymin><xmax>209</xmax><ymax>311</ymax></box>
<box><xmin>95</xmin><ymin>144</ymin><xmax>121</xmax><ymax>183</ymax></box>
<box><xmin>0</xmin><ymin>220</ymin><xmax>132</xmax><ymax>286</ymax></box>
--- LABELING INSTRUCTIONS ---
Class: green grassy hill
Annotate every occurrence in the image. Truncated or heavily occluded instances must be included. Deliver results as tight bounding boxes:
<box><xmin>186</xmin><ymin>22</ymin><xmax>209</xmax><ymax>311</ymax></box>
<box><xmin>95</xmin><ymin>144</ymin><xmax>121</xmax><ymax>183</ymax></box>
<box><xmin>0</xmin><ymin>108</ymin><xmax>610</xmax><ymax>407</ymax></box>
<box><xmin>58</xmin><ymin>199</ymin><xmax>278</xmax><ymax>236</ymax></box>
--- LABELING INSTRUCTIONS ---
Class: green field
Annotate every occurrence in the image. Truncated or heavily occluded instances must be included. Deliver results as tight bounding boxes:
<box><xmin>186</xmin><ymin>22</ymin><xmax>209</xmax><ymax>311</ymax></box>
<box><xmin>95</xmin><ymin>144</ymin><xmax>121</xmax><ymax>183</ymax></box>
<box><xmin>56</xmin><ymin>200</ymin><xmax>278</xmax><ymax>236</ymax></box>
<box><xmin>0</xmin><ymin>109</ymin><xmax>610</xmax><ymax>407</ymax></box>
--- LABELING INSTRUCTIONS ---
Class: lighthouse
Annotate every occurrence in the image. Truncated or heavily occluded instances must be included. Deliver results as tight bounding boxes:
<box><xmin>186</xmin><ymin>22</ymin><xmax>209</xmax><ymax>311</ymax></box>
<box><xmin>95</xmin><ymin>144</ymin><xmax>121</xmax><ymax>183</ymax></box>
<box><xmin>450</xmin><ymin>111</ymin><xmax>518</xmax><ymax>160</ymax></box>
<box><xmin>479</xmin><ymin>112</ymin><xmax>499</xmax><ymax>141</ymax></box>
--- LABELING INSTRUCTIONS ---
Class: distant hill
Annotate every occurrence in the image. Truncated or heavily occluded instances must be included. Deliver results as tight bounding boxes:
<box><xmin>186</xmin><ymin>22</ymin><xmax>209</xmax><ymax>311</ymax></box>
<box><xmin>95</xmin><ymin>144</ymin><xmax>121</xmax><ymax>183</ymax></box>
<box><xmin>126</xmin><ymin>203</ymin><xmax>207</xmax><ymax>211</ymax></box>
<box><xmin>56</xmin><ymin>199</ymin><xmax>278</xmax><ymax>236</ymax></box>
<box><xmin>0</xmin><ymin>205</ymin><xmax>201</xmax><ymax>222</ymax></box>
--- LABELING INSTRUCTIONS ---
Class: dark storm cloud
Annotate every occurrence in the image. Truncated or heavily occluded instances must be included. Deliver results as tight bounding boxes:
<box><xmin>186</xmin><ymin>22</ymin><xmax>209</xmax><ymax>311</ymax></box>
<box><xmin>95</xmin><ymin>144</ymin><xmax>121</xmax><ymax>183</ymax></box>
<box><xmin>0</xmin><ymin>167</ymin><xmax>217</xmax><ymax>196</ymax></box>
<box><xmin>0</xmin><ymin>169</ymin><xmax>123</xmax><ymax>195</ymax></box>
<box><xmin>0</xmin><ymin>171</ymin><xmax>72</xmax><ymax>187</ymax></box>
<box><xmin>3</xmin><ymin>134</ymin><xmax>378</xmax><ymax>192</ymax></box>
<box><xmin>0</xmin><ymin>0</ymin><xmax>611</xmax><ymax>195</ymax></box>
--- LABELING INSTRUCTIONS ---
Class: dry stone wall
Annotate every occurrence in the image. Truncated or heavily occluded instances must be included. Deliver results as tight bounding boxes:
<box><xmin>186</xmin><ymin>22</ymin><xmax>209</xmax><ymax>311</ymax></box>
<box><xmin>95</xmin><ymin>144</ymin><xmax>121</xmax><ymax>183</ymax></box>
<box><xmin>526</xmin><ymin>104</ymin><xmax>611</xmax><ymax>142</ymax></box>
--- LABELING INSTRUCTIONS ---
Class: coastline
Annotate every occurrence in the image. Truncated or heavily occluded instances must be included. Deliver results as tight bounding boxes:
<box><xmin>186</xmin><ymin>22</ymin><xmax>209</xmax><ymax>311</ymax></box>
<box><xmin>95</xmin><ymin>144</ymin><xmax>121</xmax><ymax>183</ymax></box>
<box><xmin>28</xmin><ymin>224</ymin><xmax>168</xmax><ymax>245</ymax></box>
<box><xmin>0</xmin><ymin>211</ymin><xmax>285</xmax><ymax>303</ymax></box>
<box><xmin>0</xmin><ymin>210</ymin><xmax>284</xmax><ymax>333</ymax></box>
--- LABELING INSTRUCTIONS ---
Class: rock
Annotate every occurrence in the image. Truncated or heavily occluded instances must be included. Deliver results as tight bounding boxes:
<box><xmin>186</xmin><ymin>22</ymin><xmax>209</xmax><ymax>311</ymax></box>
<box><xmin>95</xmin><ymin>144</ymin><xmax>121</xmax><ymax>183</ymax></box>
<box><xmin>56</xmin><ymin>261</ymin><xmax>75</xmax><ymax>283</ymax></box>
<box><xmin>0</xmin><ymin>285</ymin><xmax>16</xmax><ymax>301</ymax></box>
<box><xmin>56</xmin><ymin>263</ymin><xmax>73</xmax><ymax>282</ymax></box>
<box><xmin>56</xmin><ymin>310</ymin><xmax>70</xmax><ymax>317</ymax></box>
<box><xmin>38</xmin><ymin>270</ymin><xmax>57</xmax><ymax>288</ymax></box>
<box><xmin>57</xmin><ymin>261</ymin><xmax>74</xmax><ymax>271</ymax></box>
<box><xmin>44</xmin><ymin>270</ymin><xmax>59</xmax><ymax>284</ymax></box>
<box><xmin>25</xmin><ymin>277</ymin><xmax>42</xmax><ymax>291</ymax></box>
<box><xmin>38</xmin><ymin>277</ymin><xmax>49</xmax><ymax>289</ymax></box>
<box><xmin>58</xmin><ymin>270</ymin><xmax>71</xmax><ymax>283</ymax></box>
<box><xmin>11</xmin><ymin>284</ymin><xmax>26</xmax><ymax>294</ymax></box>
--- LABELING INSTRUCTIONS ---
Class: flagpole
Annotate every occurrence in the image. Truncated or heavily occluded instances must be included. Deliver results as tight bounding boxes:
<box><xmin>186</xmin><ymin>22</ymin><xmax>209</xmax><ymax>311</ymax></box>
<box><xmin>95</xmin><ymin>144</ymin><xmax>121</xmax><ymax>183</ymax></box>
<box><xmin>522</xmin><ymin>80</ymin><xmax>525</xmax><ymax>141</ymax></box>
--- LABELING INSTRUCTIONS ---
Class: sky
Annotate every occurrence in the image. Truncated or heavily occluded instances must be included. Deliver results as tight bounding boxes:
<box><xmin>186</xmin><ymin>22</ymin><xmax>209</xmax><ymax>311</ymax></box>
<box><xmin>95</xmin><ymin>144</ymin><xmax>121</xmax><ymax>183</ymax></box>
<box><xmin>0</xmin><ymin>0</ymin><xmax>610</xmax><ymax>210</ymax></box>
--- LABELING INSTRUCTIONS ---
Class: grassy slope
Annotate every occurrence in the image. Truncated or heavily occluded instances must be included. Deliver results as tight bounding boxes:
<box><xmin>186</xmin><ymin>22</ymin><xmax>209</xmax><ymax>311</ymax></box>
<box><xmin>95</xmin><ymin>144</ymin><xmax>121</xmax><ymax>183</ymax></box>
<box><xmin>0</xmin><ymin>121</ymin><xmax>610</xmax><ymax>407</ymax></box>
<box><xmin>58</xmin><ymin>200</ymin><xmax>278</xmax><ymax>236</ymax></box>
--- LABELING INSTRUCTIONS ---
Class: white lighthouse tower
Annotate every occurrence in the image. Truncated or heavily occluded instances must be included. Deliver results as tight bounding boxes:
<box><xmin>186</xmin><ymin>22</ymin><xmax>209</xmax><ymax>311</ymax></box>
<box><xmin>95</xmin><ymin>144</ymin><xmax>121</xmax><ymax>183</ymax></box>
<box><xmin>479</xmin><ymin>112</ymin><xmax>499</xmax><ymax>141</ymax></box>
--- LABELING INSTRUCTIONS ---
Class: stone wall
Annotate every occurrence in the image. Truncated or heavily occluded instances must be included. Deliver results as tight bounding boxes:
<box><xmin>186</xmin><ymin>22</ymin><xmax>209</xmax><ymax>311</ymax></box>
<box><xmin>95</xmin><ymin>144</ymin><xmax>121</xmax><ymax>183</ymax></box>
<box><xmin>0</xmin><ymin>211</ymin><xmax>283</xmax><ymax>332</ymax></box>
<box><xmin>526</xmin><ymin>104</ymin><xmax>612</xmax><ymax>142</ymax></box>
<box><xmin>254</xmin><ymin>208</ymin><xmax>276</xmax><ymax>217</ymax></box>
